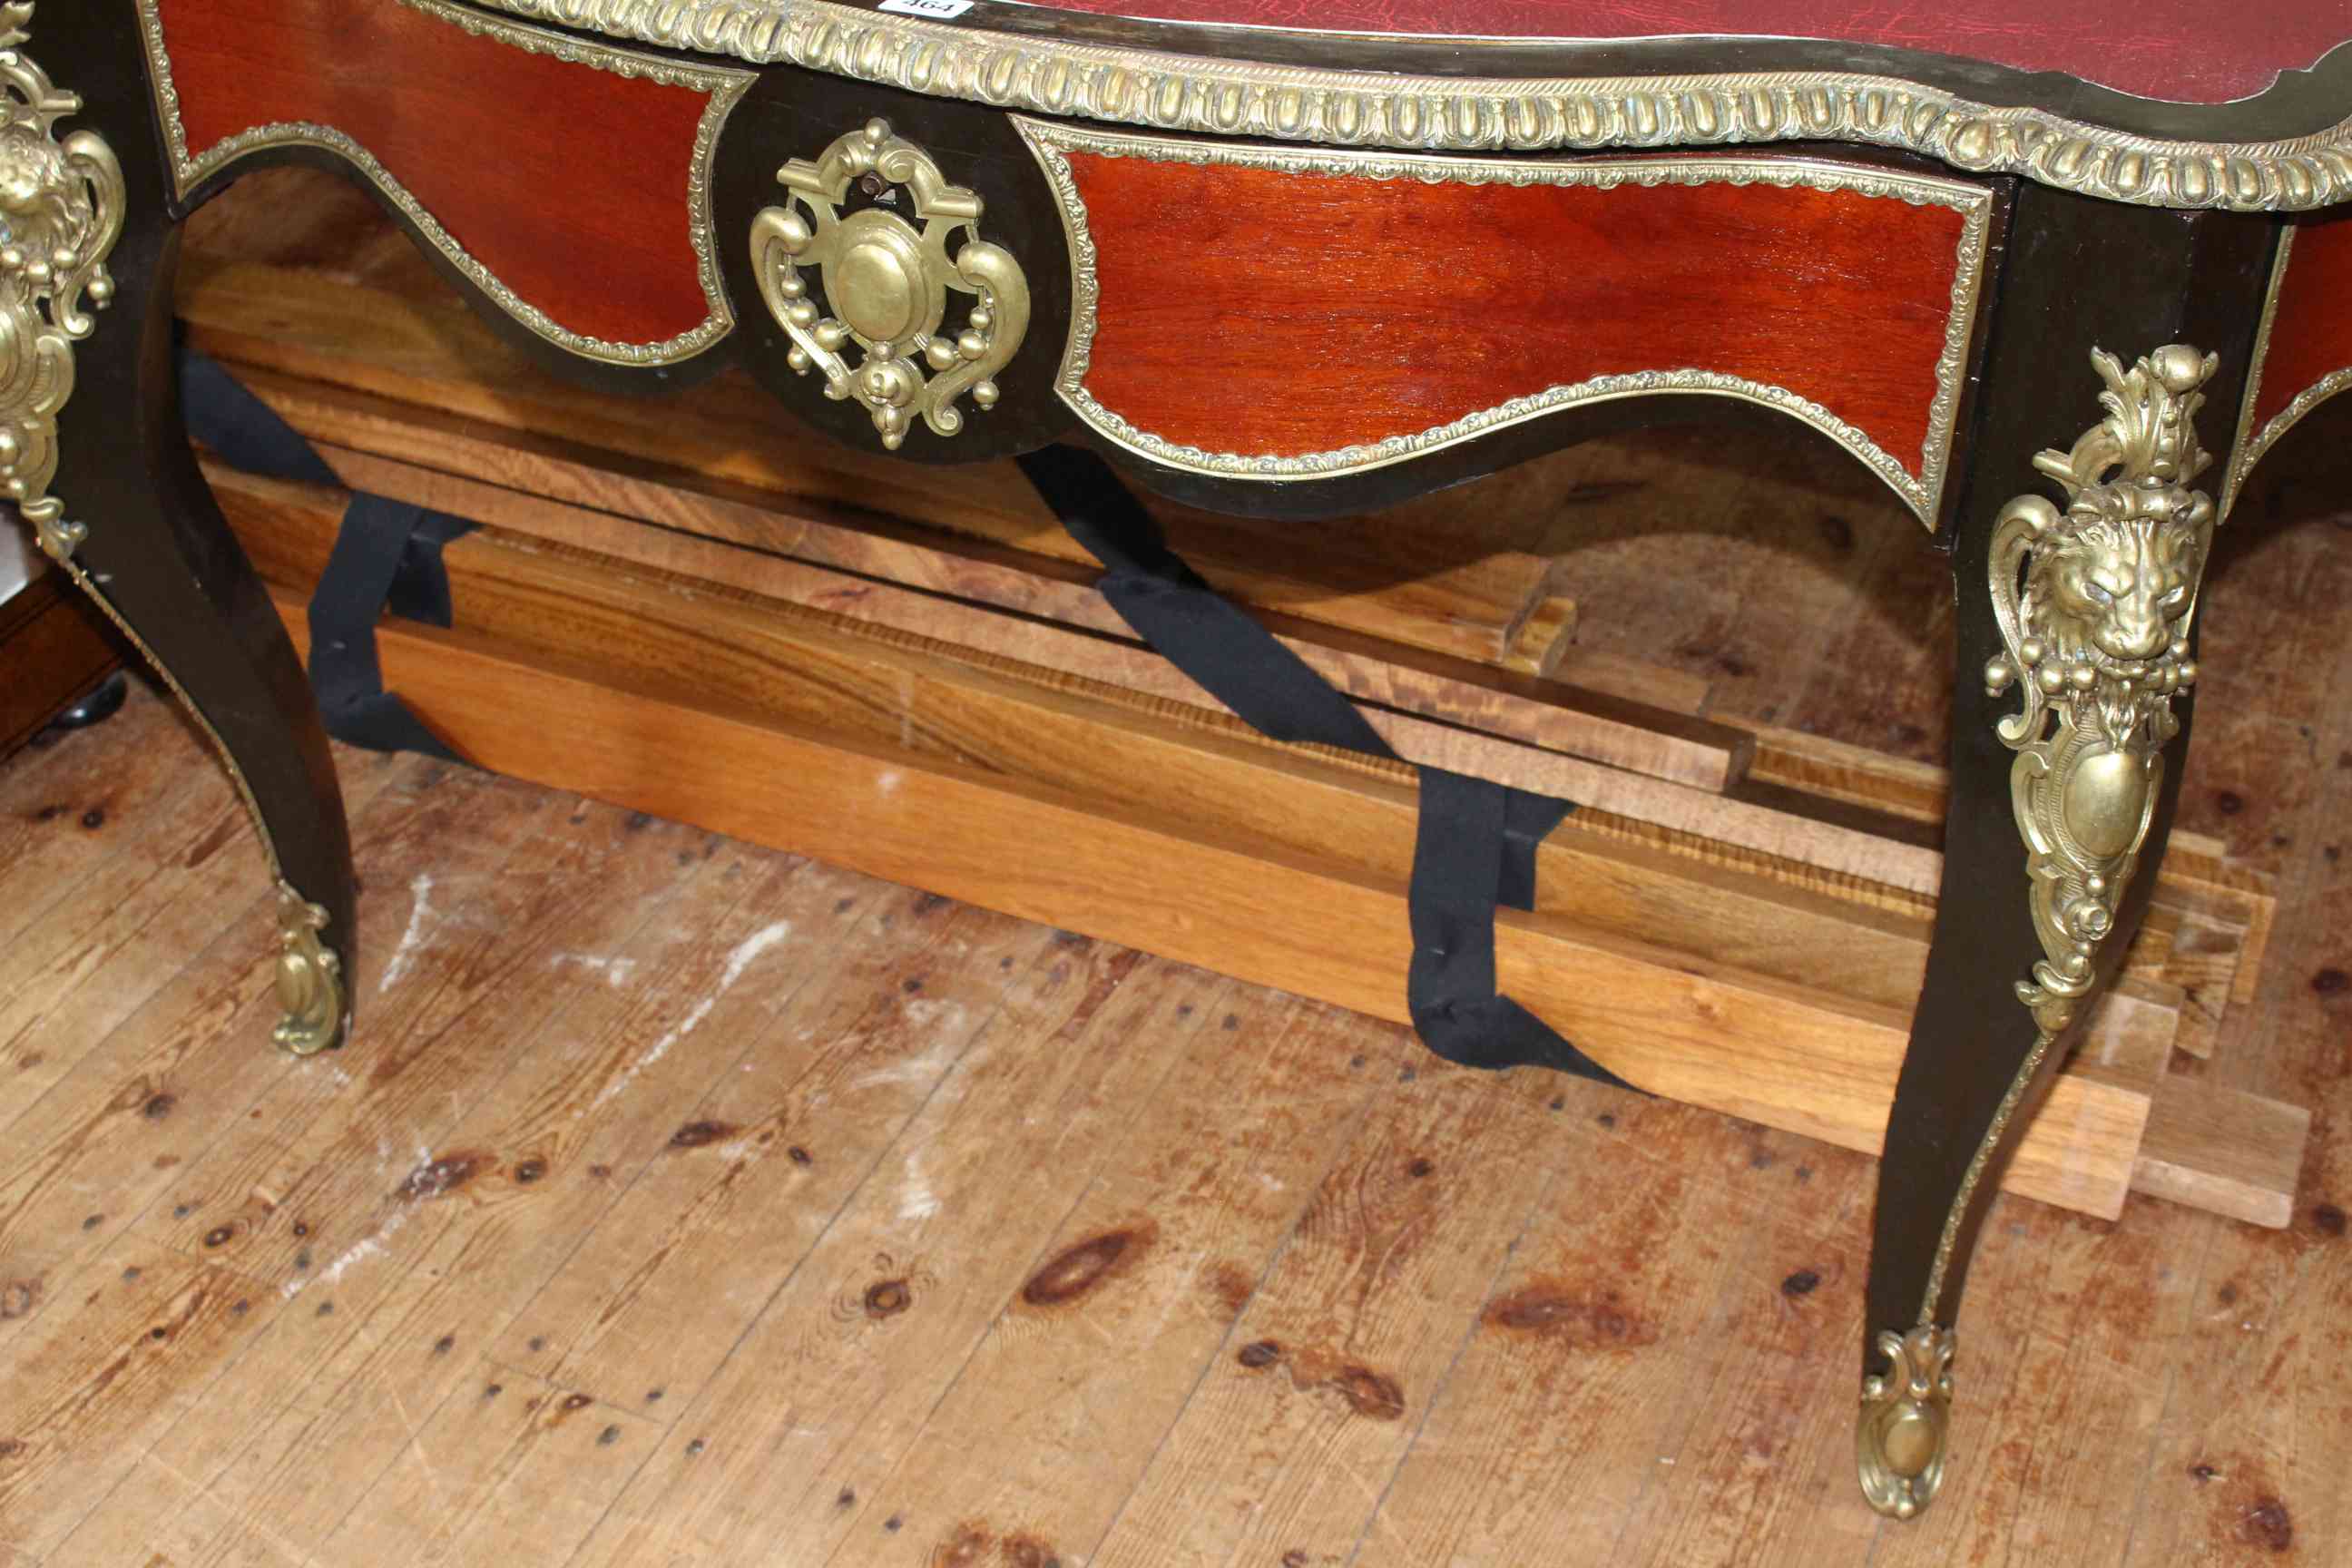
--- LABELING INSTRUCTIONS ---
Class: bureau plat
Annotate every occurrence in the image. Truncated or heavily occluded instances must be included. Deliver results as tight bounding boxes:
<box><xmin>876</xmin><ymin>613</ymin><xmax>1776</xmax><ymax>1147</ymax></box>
<box><xmin>10</xmin><ymin>0</ymin><xmax>2350</xmax><ymax>1522</ymax></box>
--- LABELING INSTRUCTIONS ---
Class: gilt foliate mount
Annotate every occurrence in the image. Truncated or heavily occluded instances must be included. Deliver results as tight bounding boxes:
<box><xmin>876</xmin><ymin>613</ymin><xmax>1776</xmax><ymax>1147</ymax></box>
<box><xmin>0</xmin><ymin>0</ymin><xmax>125</xmax><ymax>563</ymax></box>
<box><xmin>1857</xmin><ymin>1324</ymin><xmax>1955</xmax><ymax>1520</ymax></box>
<box><xmin>751</xmin><ymin>118</ymin><xmax>1029</xmax><ymax>451</ymax></box>
<box><xmin>1984</xmin><ymin>344</ymin><xmax>2219</xmax><ymax>1037</ymax></box>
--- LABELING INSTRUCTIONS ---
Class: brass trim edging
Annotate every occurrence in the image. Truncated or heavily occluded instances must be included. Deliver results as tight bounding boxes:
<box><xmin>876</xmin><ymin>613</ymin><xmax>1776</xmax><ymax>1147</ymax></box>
<box><xmin>135</xmin><ymin>0</ymin><xmax>751</xmax><ymax>368</ymax></box>
<box><xmin>1017</xmin><ymin>120</ymin><xmax>1987</xmax><ymax>524</ymax></box>
<box><xmin>474</xmin><ymin>0</ymin><xmax>2352</xmax><ymax>213</ymax></box>
<box><xmin>2225</xmin><ymin>228</ymin><xmax>2352</xmax><ymax>515</ymax></box>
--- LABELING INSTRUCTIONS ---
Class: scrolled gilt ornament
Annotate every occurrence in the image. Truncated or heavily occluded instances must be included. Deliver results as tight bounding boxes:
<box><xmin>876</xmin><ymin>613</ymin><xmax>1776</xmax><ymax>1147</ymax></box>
<box><xmin>1984</xmin><ymin>345</ymin><xmax>2218</xmax><ymax>1036</ymax></box>
<box><xmin>0</xmin><ymin>1</ymin><xmax>123</xmax><ymax>563</ymax></box>
<box><xmin>751</xmin><ymin>118</ymin><xmax>1027</xmax><ymax>450</ymax></box>
<box><xmin>1858</xmin><ymin>1324</ymin><xmax>1955</xmax><ymax>1519</ymax></box>
<box><xmin>271</xmin><ymin>881</ymin><xmax>347</xmax><ymax>1056</ymax></box>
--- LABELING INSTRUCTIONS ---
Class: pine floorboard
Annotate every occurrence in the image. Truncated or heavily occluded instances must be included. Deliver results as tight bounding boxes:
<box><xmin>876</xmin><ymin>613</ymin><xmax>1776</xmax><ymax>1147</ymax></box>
<box><xmin>4</xmin><ymin>392</ymin><xmax>2349</xmax><ymax>1564</ymax></box>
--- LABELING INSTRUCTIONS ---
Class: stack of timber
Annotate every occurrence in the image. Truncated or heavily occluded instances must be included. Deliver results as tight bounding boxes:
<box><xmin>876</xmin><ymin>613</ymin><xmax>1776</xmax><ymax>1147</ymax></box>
<box><xmin>176</xmin><ymin>172</ymin><xmax>2305</xmax><ymax>1231</ymax></box>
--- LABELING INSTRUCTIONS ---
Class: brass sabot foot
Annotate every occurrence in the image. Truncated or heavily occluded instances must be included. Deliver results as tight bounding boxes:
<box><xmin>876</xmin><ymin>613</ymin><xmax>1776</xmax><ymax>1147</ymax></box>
<box><xmin>270</xmin><ymin>881</ymin><xmax>348</xmax><ymax>1055</ymax></box>
<box><xmin>1857</xmin><ymin>1324</ymin><xmax>1955</xmax><ymax>1519</ymax></box>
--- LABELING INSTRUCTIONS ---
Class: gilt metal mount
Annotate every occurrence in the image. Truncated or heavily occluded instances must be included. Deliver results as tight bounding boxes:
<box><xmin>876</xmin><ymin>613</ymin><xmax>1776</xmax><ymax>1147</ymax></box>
<box><xmin>1858</xmin><ymin>1324</ymin><xmax>1955</xmax><ymax>1520</ymax></box>
<box><xmin>271</xmin><ymin>881</ymin><xmax>347</xmax><ymax>1056</ymax></box>
<box><xmin>0</xmin><ymin>0</ymin><xmax>124</xmax><ymax>562</ymax></box>
<box><xmin>1984</xmin><ymin>344</ymin><xmax>2218</xmax><ymax>1037</ymax></box>
<box><xmin>751</xmin><ymin>118</ymin><xmax>1027</xmax><ymax>450</ymax></box>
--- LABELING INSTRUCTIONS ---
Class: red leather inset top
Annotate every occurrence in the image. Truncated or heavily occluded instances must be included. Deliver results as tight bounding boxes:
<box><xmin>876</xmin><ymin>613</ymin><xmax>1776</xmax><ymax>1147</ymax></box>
<box><xmin>1009</xmin><ymin>2</ymin><xmax>2351</xmax><ymax>106</ymax></box>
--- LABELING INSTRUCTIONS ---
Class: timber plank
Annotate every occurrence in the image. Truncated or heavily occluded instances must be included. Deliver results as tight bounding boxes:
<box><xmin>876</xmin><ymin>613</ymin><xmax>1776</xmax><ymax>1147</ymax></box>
<box><xmin>287</xmin><ymin>515</ymin><xmax>2303</xmax><ymax>1220</ymax></box>
<box><xmin>828</xmin><ymin>996</ymin><xmax>1402</xmax><ymax>1566</ymax></box>
<box><xmin>2155</xmin><ymin>915</ymin><xmax>2246</xmax><ymax>1061</ymax></box>
<box><xmin>1357</xmin><ymin>1104</ymin><xmax>1833</xmax><ymax>1567</ymax></box>
<box><xmin>0</xmin><ymin>681</ymin><xmax>196</xmax><ymax>955</ymax></box>
<box><xmin>561</xmin><ymin>944</ymin><xmax>1218</xmax><ymax>1568</ymax></box>
<box><xmin>1621</xmin><ymin>1142</ymin><xmax>1881</xmax><ymax>1568</ymax></box>
<box><xmin>128</xmin><ymin>786</ymin><xmax>718</xmax><ymax>1514</ymax></box>
<box><xmin>0</xmin><ymin>1234</ymin><xmax>282</xmax><ymax>1561</ymax></box>
<box><xmin>0</xmin><ymin>697</ymin><xmax>402</xmax><ymax>1139</ymax></box>
<box><xmin>1081</xmin><ymin>1054</ymin><xmax>1578</xmax><ymax>1568</ymax></box>
<box><xmin>259</xmin><ymin>441</ymin><xmax>1749</xmax><ymax>794</ymax></box>
<box><xmin>316</xmin><ymin>1367</ymin><xmax>665</xmax><ymax>1567</ymax></box>
<box><xmin>488</xmin><ymin>887</ymin><xmax>1056</xmax><ymax>1413</ymax></box>
<box><xmin>122</xmin><ymin>834</ymin><xmax>794</xmax><ymax>1563</ymax></box>
<box><xmin>2132</xmin><ymin>1078</ymin><xmax>2312</xmax><ymax>1230</ymax></box>
<box><xmin>322</xmin><ymin>602</ymin><xmax>2151</xmax><ymax>1218</ymax></box>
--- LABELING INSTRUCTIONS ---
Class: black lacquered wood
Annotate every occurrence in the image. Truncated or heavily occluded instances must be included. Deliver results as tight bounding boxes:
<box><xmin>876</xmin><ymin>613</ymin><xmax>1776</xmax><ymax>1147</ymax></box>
<box><xmin>1863</xmin><ymin>188</ymin><xmax>2277</xmax><ymax>1376</ymax></box>
<box><xmin>37</xmin><ymin>8</ymin><xmax>358</xmax><ymax>1035</ymax></box>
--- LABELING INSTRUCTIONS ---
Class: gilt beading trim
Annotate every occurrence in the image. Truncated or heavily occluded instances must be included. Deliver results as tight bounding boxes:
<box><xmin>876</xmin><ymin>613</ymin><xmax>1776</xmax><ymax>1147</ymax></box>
<box><xmin>1019</xmin><ymin>120</ymin><xmax>1988</xmax><ymax>524</ymax></box>
<box><xmin>134</xmin><ymin>0</ymin><xmax>751</xmax><ymax>368</ymax></box>
<box><xmin>474</xmin><ymin>0</ymin><xmax>2352</xmax><ymax>213</ymax></box>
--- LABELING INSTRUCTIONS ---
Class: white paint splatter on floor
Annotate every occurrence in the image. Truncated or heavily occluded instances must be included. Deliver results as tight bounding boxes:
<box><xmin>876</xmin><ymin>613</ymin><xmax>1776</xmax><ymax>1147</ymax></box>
<box><xmin>898</xmin><ymin>1147</ymin><xmax>940</xmax><ymax>1224</ymax></box>
<box><xmin>377</xmin><ymin>873</ymin><xmax>436</xmax><ymax>995</ymax></box>
<box><xmin>553</xmin><ymin>953</ymin><xmax>641</xmax><ymax>988</ymax></box>
<box><xmin>585</xmin><ymin>920</ymin><xmax>794</xmax><ymax>1114</ymax></box>
<box><xmin>286</xmin><ymin>1203</ymin><xmax>414</xmax><ymax>1298</ymax></box>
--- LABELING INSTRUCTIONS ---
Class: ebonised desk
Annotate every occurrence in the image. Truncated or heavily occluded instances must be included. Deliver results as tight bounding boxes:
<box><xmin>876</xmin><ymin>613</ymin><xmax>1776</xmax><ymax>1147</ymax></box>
<box><xmin>14</xmin><ymin>0</ymin><xmax>2352</xmax><ymax>1521</ymax></box>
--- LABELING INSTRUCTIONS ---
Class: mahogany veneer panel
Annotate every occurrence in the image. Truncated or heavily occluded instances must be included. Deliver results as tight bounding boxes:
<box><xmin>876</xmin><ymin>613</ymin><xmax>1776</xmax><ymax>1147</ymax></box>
<box><xmin>153</xmin><ymin>0</ymin><xmax>717</xmax><ymax>346</ymax></box>
<box><xmin>2252</xmin><ymin>212</ymin><xmax>2352</xmax><ymax>431</ymax></box>
<box><xmin>1066</xmin><ymin>152</ymin><xmax>1970</xmax><ymax>483</ymax></box>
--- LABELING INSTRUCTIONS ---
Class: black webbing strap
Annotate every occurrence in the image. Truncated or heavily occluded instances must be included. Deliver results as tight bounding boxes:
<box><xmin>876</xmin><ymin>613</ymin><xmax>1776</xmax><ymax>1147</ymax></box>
<box><xmin>1020</xmin><ymin>446</ymin><xmax>1633</xmax><ymax>1091</ymax></box>
<box><xmin>181</xmin><ymin>349</ymin><xmax>472</xmax><ymax>760</ymax></box>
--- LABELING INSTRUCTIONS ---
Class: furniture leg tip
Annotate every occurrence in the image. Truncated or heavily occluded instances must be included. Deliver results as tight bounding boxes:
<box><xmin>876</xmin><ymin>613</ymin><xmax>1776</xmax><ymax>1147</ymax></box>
<box><xmin>270</xmin><ymin>881</ymin><xmax>348</xmax><ymax>1056</ymax></box>
<box><xmin>1858</xmin><ymin>1324</ymin><xmax>1955</xmax><ymax>1520</ymax></box>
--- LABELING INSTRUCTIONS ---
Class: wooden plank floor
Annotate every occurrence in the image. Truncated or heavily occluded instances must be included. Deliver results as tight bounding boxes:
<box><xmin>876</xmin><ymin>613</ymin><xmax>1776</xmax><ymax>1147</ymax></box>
<box><xmin>5</xmin><ymin>181</ymin><xmax>2351</xmax><ymax>1556</ymax></box>
<box><xmin>2</xmin><ymin>583</ymin><xmax>2346</xmax><ymax>1566</ymax></box>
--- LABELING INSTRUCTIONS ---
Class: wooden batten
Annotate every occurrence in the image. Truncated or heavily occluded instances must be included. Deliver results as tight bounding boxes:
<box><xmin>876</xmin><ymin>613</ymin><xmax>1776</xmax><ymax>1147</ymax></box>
<box><xmin>212</xmin><ymin>464</ymin><xmax>2305</xmax><ymax>1227</ymax></box>
<box><xmin>176</xmin><ymin>230</ymin><xmax>2297</xmax><ymax>1234</ymax></box>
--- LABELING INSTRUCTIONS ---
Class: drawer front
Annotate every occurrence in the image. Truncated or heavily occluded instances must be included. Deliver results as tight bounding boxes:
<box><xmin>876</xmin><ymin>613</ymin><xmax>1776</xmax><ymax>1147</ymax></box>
<box><xmin>141</xmin><ymin>0</ymin><xmax>750</xmax><ymax>365</ymax></box>
<box><xmin>1022</xmin><ymin>122</ymin><xmax>1994</xmax><ymax>525</ymax></box>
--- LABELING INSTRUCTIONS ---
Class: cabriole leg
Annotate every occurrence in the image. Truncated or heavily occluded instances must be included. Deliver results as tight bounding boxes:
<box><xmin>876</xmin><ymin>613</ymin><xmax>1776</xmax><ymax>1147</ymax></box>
<box><xmin>1859</xmin><ymin>345</ymin><xmax>2224</xmax><ymax>1517</ymax></box>
<box><xmin>4</xmin><ymin>5</ymin><xmax>354</xmax><ymax>1052</ymax></box>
